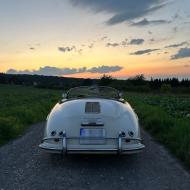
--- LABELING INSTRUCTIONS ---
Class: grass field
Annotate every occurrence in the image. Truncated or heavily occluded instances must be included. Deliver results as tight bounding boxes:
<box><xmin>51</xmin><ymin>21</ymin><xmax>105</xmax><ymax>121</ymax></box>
<box><xmin>0</xmin><ymin>84</ymin><xmax>190</xmax><ymax>168</ymax></box>
<box><xmin>0</xmin><ymin>84</ymin><xmax>62</xmax><ymax>145</ymax></box>
<box><xmin>125</xmin><ymin>92</ymin><xmax>190</xmax><ymax>168</ymax></box>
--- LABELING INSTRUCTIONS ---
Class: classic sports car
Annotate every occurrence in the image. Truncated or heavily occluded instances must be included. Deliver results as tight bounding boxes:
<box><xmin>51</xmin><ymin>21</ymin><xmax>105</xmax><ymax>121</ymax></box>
<box><xmin>39</xmin><ymin>86</ymin><xmax>145</xmax><ymax>154</ymax></box>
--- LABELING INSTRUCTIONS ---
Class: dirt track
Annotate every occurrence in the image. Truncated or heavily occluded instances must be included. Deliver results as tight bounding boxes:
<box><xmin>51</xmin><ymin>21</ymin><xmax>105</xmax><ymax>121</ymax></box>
<box><xmin>0</xmin><ymin>122</ymin><xmax>190</xmax><ymax>190</ymax></box>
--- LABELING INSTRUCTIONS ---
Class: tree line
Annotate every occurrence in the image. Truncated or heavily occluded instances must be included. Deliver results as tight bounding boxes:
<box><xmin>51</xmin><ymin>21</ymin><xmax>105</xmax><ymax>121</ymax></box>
<box><xmin>0</xmin><ymin>73</ymin><xmax>190</xmax><ymax>93</ymax></box>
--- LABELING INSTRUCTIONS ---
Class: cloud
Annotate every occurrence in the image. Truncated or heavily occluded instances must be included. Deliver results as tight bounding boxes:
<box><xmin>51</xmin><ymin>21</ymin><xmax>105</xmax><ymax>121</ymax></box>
<box><xmin>106</xmin><ymin>39</ymin><xmax>128</xmax><ymax>47</ymax></box>
<box><xmin>171</xmin><ymin>48</ymin><xmax>190</xmax><ymax>60</ymax></box>
<box><xmin>100</xmin><ymin>36</ymin><xmax>108</xmax><ymax>41</ymax></box>
<box><xmin>70</xmin><ymin>0</ymin><xmax>168</xmax><ymax>25</ymax></box>
<box><xmin>106</xmin><ymin>42</ymin><xmax>120</xmax><ymax>47</ymax></box>
<box><xmin>165</xmin><ymin>41</ymin><xmax>188</xmax><ymax>48</ymax></box>
<box><xmin>58</xmin><ymin>46</ymin><xmax>76</xmax><ymax>53</ymax></box>
<box><xmin>6</xmin><ymin>69</ymin><xmax>32</xmax><ymax>75</ymax></box>
<box><xmin>7</xmin><ymin>67</ymin><xmax>83</xmax><ymax>76</ymax></box>
<box><xmin>149</xmin><ymin>38</ymin><xmax>155</xmax><ymax>42</ymax></box>
<box><xmin>105</xmin><ymin>38</ymin><xmax>144</xmax><ymax>48</ymax></box>
<box><xmin>77</xmin><ymin>49</ymin><xmax>83</xmax><ymax>54</ymax></box>
<box><xmin>6</xmin><ymin>65</ymin><xmax>123</xmax><ymax>76</ymax></box>
<box><xmin>130</xmin><ymin>48</ymin><xmax>160</xmax><ymax>55</ymax></box>
<box><xmin>58</xmin><ymin>42</ymin><xmax>95</xmax><ymax>54</ymax></box>
<box><xmin>129</xmin><ymin>39</ymin><xmax>144</xmax><ymax>45</ymax></box>
<box><xmin>88</xmin><ymin>43</ymin><xmax>94</xmax><ymax>49</ymax></box>
<box><xmin>121</xmin><ymin>39</ymin><xmax>128</xmax><ymax>47</ymax></box>
<box><xmin>131</xmin><ymin>18</ymin><xmax>170</xmax><ymax>26</ymax></box>
<box><xmin>29</xmin><ymin>47</ymin><xmax>35</xmax><ymax>50</ymax></box>
<box><xmin>88</xmin><ymin>66</ymin><xmax>123</xmax><ymax>73</ymax></box>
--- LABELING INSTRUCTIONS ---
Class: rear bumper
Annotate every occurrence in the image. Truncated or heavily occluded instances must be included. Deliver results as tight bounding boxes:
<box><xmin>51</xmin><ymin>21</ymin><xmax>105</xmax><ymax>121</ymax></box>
<box><xmin>39</xmin><ymin>144</ymin><xmax>145</xmax><ymax>154</ymax></box>
<box><xmin>39</xmin><ymin>132</ymin><xmax>145</xmax><ymax>155</ymax></box>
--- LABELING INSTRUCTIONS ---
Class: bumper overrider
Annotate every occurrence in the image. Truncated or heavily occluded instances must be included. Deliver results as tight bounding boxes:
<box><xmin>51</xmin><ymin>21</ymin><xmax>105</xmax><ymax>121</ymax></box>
<box><xmin>39</xmin><ymin>131</ymin><xmax>145</xmax><ymax>155</ymax></box>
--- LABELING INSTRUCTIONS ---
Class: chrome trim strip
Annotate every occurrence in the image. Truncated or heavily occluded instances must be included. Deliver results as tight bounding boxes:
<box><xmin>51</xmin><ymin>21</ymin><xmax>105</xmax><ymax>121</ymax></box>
<box><xmin>39</xmin><ymin>146</ymin><xmax>145</xmax><ymax>154</ymax></box>
<box><xmin>118</xmin><ymin>132</ymin><xmax>122</xmax><ymax>154</ymax></box>
<box><xmin>62</xmin><ymin>131</ymin><xmax>67</xmax><ymax>154</ymax></box>
<box><xmin>67</xmin><ymin>147</ymin><xmax>145</xmax><ymax>152</ymax></box>
<box><xmin>42</xmin><ymin>137</ymin><xmax>142</xmax><ymax>141</ymax></box>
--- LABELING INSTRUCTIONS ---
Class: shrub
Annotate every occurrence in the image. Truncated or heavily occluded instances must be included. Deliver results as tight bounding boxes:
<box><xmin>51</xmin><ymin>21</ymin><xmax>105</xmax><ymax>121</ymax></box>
<box><xmin>161</xmin><ymin>84</ymin><xmax>172</xmax><ymax>93</ymax></box>
<box><xmin>0</xmin><ymin>117</ymin><xmax>19</xmax><ymax>144</ymax></box>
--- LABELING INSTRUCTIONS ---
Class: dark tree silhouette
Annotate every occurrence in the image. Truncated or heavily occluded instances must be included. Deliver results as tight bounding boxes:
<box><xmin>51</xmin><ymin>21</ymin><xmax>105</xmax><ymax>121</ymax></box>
<box><xmin>0</xmin><ymin>73</ymin><xmax>190</xmax><ymax>93</ymax></box>
<box><xmin>99</xmin><ymin>74</ymin><xmax>113</xmax><ymax>86</ymax></box>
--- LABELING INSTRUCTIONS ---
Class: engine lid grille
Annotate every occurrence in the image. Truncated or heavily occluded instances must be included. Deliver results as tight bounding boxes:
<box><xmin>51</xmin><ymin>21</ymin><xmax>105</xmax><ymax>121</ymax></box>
<box><xmin>85</xmin><ymin>102</ymin><xmax>100</xmax><ymax>113</ymax></box>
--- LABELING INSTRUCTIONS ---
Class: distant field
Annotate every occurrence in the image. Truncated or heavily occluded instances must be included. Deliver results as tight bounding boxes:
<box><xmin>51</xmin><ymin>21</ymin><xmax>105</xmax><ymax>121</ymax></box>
<box><xmin>125</xmin><ymin>92</ymin><xmax>190</xmax><ymax>168</ymax></box>
<box><xmin>0</xmin><ymin>84</ymin><xmax>61</xmax><ymax>145</ymax></box>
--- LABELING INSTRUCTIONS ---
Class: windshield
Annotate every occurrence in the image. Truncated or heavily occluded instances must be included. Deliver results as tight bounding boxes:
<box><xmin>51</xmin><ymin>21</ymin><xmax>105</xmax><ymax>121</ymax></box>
<box><xmin>67</xmin><ymin>86</ymin><xmax>120</xmax><ymax>99</ymax></box>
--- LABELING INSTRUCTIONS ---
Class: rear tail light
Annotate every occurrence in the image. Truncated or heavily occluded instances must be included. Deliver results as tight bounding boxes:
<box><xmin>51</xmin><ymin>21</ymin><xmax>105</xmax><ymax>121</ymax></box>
<box><xmin>51</xmin><ymin>131</ymin><xmax>56</xmax><ymax>136</ymax></box>
<box><xmin>59</xmin><ymin>131</ymin><xmax>63</xmax><ymax>136</ymax></box>
<box><xmin>128</xmin><ymin>131</ymin><xmax>134</xmax><ymax>137</ymax></box>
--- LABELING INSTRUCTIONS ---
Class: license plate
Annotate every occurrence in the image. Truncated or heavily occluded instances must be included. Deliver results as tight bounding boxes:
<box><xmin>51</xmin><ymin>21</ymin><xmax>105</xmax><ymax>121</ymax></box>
<box><xmin>80</xmin><ymin>128</ymin><xmax>105</xmax><ymax>137</ymax></box>
<box><xmin>80</xmin><ymin>128</ymin><xmax>105</xmax><ymax>144</ymax></box>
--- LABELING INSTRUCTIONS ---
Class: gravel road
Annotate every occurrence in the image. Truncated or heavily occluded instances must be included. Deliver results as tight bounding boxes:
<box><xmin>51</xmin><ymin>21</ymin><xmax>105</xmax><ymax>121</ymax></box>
<box><xmin>0</xmin><ymin>122</ymin><xmax>190</xmax><ymax>190</ymax></box>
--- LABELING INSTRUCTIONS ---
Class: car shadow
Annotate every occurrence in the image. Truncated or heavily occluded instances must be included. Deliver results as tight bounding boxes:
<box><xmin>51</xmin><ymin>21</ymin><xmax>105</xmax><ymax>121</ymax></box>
<box><xmin>47</xmin><ymin>153</ymin><xmax>141</xmax><ymax>170</ymax></box>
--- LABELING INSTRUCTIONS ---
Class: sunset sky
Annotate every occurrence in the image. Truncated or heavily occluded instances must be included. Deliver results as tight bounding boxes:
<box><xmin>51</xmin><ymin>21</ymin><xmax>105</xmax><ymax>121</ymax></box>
<box><xmin>0</xmin><ymin>0</ymin><xmax>190</xmax><ymax>79</ymax></box>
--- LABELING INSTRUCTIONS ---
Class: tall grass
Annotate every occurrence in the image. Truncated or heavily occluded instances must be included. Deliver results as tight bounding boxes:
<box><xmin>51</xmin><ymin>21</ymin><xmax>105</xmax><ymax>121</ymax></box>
<box><xmin>0</xmin><ymin>84</ymin><xmax>61</xmax><ymax>144</ymax></box>
<box><xmin>125</xmin><ymin>93</ymin><xmax>190</xmax><ymax>168</ymax></box>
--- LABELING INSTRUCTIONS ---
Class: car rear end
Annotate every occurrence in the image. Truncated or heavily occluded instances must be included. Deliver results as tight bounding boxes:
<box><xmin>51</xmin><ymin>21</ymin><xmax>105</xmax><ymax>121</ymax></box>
<box><xmin>39</xmin><ymin>99</ymin><xmax>145</xmax><ymax>154</ymax></box>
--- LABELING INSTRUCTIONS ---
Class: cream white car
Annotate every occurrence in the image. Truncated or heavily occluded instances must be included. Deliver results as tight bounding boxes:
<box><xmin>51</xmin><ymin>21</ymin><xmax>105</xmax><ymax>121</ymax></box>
<box><xmin>39</xmin><ymin>86</ymin><xmax>145</xmax><ymax>154</ymax></box>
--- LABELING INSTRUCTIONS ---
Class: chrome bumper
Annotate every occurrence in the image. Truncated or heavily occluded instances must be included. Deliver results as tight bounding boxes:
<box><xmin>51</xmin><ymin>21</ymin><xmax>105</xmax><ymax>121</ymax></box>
<box><xmin>39</xmin><ymin>132</ymin><xmax>145</xmax><ymax>155</ymax></box>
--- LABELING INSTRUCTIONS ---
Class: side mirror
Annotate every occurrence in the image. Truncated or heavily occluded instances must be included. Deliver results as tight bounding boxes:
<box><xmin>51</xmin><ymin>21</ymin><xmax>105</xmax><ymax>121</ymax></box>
<box><xmin>118</xmin><ymin>92</ymin><xmax>125</xmax><ymax>103</ymax></box>
<box><xmin>119</xmin><ymin>92</ymin><xmax>123</xmax><ymax>98</ymax></box>
<box><xmin>62</xmin><ymin>93</ymin><xmax>67</xmax><ymax>99</ymax></box>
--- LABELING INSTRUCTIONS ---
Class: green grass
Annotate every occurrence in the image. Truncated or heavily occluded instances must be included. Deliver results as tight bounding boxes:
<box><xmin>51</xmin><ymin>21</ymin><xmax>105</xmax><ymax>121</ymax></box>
<box><xmin>1</xmin><ymin>84</ymin><xmax>190</xmax><ymax>168</ymax></box>
<box><xmin>125</xmin><ymin>92</ymin><xmax>190</xmax><ymax>168</ymax></box>
<box><xmin>0</xmin><ymin>84</ymin><xmax>61</xmax><ymax>145</ymax></box>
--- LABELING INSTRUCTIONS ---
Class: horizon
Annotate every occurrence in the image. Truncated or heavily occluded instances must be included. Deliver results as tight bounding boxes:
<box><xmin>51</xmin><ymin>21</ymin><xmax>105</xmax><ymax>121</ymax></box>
<box><xmin>0</xmin><ymin>0</ymin><xmax>190</xmax><ymax>79</ymax></box>
<box><xmin>2</xmin><ymin>72</ymin><xmax>190</xmax><ymax>81</ymax></box>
